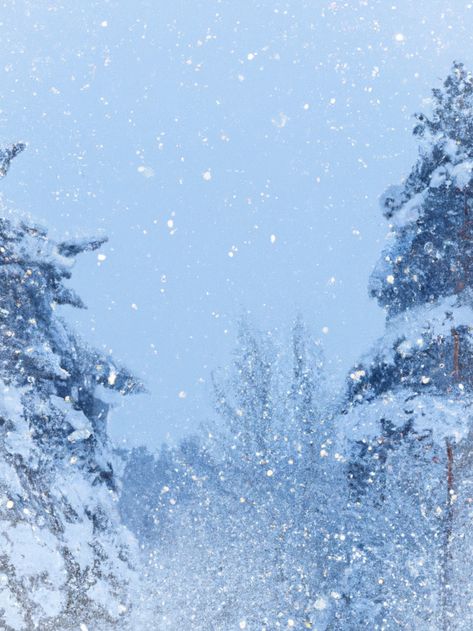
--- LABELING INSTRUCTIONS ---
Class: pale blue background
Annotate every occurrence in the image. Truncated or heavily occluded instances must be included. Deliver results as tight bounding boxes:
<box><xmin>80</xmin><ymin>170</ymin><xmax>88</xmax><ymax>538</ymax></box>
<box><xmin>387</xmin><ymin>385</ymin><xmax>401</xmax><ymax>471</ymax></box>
<box><xmin>0</xmin><ymin>0</ymin><xmax>469</xmax><ymax>448</ymax></box>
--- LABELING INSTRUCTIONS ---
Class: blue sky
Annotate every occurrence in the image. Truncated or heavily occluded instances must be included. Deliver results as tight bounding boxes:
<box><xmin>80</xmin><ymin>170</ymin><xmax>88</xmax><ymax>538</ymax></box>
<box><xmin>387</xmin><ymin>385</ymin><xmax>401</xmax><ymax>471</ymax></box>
<box><xmin>0</xmin><ymin>0</ymin><xmax>471</xmax><ymax>448</ymax></box>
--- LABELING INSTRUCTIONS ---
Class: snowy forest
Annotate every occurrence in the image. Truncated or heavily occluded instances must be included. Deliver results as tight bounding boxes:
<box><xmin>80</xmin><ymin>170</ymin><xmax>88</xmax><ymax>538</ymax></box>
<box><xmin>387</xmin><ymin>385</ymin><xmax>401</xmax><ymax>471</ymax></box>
<box><xmin>3</xmin><ymin>8</ymin><xmax>473</xmax><ymax>631</ymax></box>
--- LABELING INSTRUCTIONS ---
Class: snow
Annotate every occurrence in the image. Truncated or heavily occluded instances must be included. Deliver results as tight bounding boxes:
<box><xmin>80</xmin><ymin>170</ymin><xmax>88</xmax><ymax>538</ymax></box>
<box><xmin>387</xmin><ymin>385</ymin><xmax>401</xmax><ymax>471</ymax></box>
<box><xmin>31</xmin><ymin>587</ymin><xmax>63</xmax><ymax>619</ymax></box>
<box><xmin>340</xmin><ymin>388</ymin><xmax>472</xmax><ymax>445</ymax></box>
<box><xmin>388</xmin><ymin>190</ymin><xmax>427</xmax><ymax>227</ymax></box>
<box><xmin>52</xmin><ymin>395</ymin><xmax>93</xmax><ymax>433</ymax></box>
<box><xmin>360</xmin><ymin>293</ymin><xmax>473</xmax><ymax>368</ymax></box>
<box><xmin>0</xmin><ymin>585</ymin><xmax>25</xmax><ymax>630</ymax></box>
<box><xmin>62</xmin><ymin>522</ymin><xmax>95</xmax><ymax>571</ymax></box>
<box><xmin>2</xmin><ymin>522</ymin><xmax>66</xmax><ymax>587</ymax></box>
<box><xmin>429</xmin><ymin>160</ymin><xmax>473</xmax><ymax>190</ymax></box>
<box><xmin>67</xmin><ymin>428</ymin><xmax>92</xmax><ymax>442</ymax></box>
<box><xmin>0</xmin><ymin>461</ymin><xmax>22</xmax><ymax>496</ymax></box>
<box><xmin>4</xmin><ymin>416</ymin><xmax>34</xmax><ymax>459</ymax></box>
<box><xmin>430</xmin><ymin>165</ymin><xmax>448</xmax><ymax>188</ymax></box>
<box><xmin>451</xmin><ymin>160</ymin><xmax>473</xmax><ymax>188</ymax></box>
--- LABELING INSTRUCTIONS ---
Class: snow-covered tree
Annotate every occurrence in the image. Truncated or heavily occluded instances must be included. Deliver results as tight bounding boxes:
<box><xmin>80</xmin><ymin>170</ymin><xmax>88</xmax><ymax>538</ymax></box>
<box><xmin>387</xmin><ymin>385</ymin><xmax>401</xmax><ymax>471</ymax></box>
<box><xmin>0</xmin><ymin>145</ymin><xmax>141</xmax><ymax>630</ymax></box>
<box><xmin>121</xmin><ymin>321</ymin><xmax>346</xmax><ymax>629</ymax></box>
<box><xmin>340</xmin><ymin>62</ymin><xmax>473</xmax><ymax>630</ymax></box>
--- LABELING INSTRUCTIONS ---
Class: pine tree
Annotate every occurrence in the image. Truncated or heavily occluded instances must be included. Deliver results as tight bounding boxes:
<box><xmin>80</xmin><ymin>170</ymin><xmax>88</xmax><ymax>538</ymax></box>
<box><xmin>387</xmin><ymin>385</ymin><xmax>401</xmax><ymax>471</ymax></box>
<box><xmin>0</xmin><ymin>145</ymin><xmax>141</xmax><ymax>630</ymax></box>
<box><xmin>342</xmin><ymin>62</ymin><xmax>473</xmax><ymax>629</ymax></box>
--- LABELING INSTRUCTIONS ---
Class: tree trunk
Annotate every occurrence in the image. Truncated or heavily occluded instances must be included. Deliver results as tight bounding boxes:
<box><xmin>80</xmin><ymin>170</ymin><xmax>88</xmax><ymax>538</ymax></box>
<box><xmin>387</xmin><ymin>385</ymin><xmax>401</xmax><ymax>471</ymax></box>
<box><xmin>441</xmin><ymin>438</ymin><xmax>454</xmax><ymax>631</ymax></box>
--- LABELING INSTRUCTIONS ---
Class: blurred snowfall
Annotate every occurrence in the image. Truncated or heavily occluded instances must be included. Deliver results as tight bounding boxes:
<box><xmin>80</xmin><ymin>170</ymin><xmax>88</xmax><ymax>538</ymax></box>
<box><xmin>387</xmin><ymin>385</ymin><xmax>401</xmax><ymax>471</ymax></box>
<box><xmin>0</xmin><ymin>0</ymin><xmax>469</xmax><ymax>447</ymax></box>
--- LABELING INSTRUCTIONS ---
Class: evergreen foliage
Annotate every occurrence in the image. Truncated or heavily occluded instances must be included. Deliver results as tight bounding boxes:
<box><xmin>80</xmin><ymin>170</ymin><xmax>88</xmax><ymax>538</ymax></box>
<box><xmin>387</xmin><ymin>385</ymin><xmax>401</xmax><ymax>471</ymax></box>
<box><xmin>343</xmin><ymin>63</ymin><xmax>473</xmax><ymax>629</ymax></box>
<box><xmin>0</xmin><ymin>147</ymin><xmax>141</xmax><ymax>630</ymax></box>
